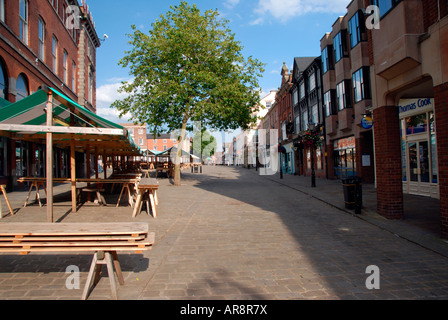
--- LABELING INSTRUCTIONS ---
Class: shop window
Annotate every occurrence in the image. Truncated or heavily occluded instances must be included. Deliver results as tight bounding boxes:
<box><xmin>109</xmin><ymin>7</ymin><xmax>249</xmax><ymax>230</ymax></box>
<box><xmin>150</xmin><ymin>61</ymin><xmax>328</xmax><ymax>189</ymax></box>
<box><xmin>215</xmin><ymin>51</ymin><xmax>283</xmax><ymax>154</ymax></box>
<box><xmin>16</xmin><ymin>73</ymin><xmax>29</xmax><ymax>101</ymax></box>
<box><xmin>430</xmin><ymin>112</ymin><xmax>438</xmax><ymax>183</ymax></box>
<box><xmin>405</xmin><ymin>113</ymin><xmax>427</xmax><ymax>135</ymax></box>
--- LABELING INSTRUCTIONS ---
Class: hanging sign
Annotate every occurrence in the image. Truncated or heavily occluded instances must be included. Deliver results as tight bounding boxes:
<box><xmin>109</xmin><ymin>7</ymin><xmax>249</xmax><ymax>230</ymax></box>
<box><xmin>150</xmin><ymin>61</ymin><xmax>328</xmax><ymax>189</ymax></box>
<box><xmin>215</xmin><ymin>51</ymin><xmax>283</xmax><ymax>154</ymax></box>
<box><xmin>361</xmin><ymin>116</ymin><xmax>373</xmax><ymax>130</ymax></box>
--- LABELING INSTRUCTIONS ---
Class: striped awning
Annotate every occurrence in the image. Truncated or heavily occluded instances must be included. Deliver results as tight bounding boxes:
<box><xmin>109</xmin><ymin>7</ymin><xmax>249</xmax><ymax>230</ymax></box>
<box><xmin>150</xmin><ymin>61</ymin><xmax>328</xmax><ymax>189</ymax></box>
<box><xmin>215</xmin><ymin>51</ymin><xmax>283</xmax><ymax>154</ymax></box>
<box><xmin>0</xmin><ymin>87</ymin><xmax>143</xmax><ymax>156</ymax></box>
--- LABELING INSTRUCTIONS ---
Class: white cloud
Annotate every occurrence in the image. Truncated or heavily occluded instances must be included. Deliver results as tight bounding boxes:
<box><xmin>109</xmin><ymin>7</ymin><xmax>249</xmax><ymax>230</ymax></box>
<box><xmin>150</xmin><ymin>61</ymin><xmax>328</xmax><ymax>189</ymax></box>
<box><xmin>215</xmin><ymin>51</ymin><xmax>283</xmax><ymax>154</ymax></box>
<box><xmin>96</xmin><ymin>80</ymin><xmax>132</xmax><ymax>123</ymax></box>
<box><xmin>251</xmin><ymin>0</ymin><xmax>348</xmax><ymax>24</ymax></box>
<box><xmin>223</xmin><ymin>0</ymin><xmax>241</xmax><ymax>9</ymax></box>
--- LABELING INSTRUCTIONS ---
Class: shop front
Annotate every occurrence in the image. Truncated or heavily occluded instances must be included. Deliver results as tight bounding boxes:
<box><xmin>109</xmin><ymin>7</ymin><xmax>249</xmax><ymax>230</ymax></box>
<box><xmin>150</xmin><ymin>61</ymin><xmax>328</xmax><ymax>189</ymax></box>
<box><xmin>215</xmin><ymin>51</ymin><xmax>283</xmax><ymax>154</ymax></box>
<box><xmin>280</xmin><ymin>142</ymin><xmax>294</xmax><ymax>174</ymax></box>
<box><xmin>333</xmin><ymin>136</ymin><xmax>356</xmax><ymax>179</ymax></box>
<box><xmin>399</xmin><ymin>98</ymin><xmax>439</xmax><ymax>199</ymax></box>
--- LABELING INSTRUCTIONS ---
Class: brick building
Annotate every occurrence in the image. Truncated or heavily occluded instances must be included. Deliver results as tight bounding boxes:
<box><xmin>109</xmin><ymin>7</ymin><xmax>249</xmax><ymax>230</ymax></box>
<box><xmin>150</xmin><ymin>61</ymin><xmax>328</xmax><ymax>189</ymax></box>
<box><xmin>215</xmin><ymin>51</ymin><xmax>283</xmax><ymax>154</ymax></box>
<box><xmin>275</xmin><ymin>62</ymin><xmax>294</xmax><ymax>174</ymax></box>
<box><xmin>366</xmin><ymin>0</ymin><xmax>448</xmax><ymax>238</ymax></box>
<box><xmin>320</xmin><ymin>0</ymin><xmax>375</xmax><ymax>183</ymax></box>
<box><xmin>0</xmin><ymin>0</ymin><xmax>100</xmax><ymax>188</ymax></box>
<box><xmin>147</xmin><ymin>133</ymin><xmax>177</xmax><ymax>153</ymax></box>
<box><xmin>291</xmin><ymin>56</ymin><xmax>326</xmax><ymax>179</ymax></box>
<box><xmin>120</xmin><ymin>123</ymin><xmax>148</xmax><ymax>151</ymax></box>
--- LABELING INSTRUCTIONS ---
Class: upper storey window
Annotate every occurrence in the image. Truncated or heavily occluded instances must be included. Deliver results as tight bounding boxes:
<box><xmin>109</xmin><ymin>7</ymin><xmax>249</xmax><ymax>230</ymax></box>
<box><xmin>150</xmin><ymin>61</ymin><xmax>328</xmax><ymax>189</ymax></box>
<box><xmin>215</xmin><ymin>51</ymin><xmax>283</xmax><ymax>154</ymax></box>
<box><xmin>19</xmin><ymin>0</ymin><xmax>29</xmax><ymax>44</ymax></box>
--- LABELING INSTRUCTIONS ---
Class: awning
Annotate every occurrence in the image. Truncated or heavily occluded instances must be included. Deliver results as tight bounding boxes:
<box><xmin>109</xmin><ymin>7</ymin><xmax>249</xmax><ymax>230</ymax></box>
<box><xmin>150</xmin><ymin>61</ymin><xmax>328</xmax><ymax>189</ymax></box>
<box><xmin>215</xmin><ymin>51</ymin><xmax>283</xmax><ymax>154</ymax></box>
<box><xmin>0</xmin><ymin>96</ymin><xmax>11</xmax><ymax>107</ymax></box>
<box><xmin>0</xmin><ymin>87</ymin><xmax>143</xmax><ymax>156</ymax></box>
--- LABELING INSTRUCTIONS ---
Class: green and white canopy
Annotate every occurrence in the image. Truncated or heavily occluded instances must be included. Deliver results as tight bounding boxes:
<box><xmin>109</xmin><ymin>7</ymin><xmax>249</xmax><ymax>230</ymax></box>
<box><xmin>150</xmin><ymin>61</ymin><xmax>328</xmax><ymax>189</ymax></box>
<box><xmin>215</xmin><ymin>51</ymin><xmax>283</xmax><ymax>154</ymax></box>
<box><xmin>0</xmin><ymin>87</ymin><xmax>143</xmax><ymax>156</ymax></box>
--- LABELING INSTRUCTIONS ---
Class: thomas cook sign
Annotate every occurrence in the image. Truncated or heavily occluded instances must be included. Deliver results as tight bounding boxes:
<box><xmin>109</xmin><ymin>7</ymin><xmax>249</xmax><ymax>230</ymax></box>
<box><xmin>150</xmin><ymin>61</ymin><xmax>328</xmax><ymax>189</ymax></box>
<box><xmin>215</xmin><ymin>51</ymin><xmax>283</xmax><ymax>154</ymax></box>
<box><xmin>361</xmin><ymin>116</ymin><xmax>373</xmax><ymax>130</ymax></box>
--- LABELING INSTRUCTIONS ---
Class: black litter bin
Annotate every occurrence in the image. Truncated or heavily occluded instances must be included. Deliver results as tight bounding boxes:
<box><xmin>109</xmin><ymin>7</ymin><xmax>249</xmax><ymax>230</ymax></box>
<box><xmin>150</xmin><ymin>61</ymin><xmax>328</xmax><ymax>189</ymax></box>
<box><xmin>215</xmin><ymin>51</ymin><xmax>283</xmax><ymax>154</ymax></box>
<box><xmin>342</xmin><ymin>176</ymin><xmax>362</xmax><ymax>212</ymax></box>
<box><xmin>342</xmin><ymin>177</ymin><xmax>357</xmax><ymax>210</ymax></box>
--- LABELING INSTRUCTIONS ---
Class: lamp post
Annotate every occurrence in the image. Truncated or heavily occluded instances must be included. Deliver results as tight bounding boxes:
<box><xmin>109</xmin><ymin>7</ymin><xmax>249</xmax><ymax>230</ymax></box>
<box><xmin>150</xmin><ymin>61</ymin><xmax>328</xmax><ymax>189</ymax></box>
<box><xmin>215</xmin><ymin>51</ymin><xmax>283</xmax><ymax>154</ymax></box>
<box><xmin>309</xmin><ymin>123</ymin><xmax>316</xmax><ymax>188</ymax></box>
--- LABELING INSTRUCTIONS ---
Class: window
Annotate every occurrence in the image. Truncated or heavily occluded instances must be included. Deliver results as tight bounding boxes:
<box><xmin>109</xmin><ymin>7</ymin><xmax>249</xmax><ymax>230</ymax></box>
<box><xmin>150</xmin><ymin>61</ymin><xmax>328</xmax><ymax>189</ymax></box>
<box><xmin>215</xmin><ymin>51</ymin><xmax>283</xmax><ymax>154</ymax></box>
<box><xmin>0</xmin><ymin>60</ymin><xmax>7</xmax><ymax>99</ymax></box>
<box><xmin>352</xmin><ymin>67</ymin><xmax>371</xmax><ymax>103</ymax></box>
<box><xmin>321</xmin><ymin>46</ymin><xmax>334</xmax><ymax>74</ymax></box>
<box><xmin>16</xmin><ymin>73</ymin><xmax>29</xmax><ymax>101</ymax></box>
<box><xmin>63</xmin><ymin>50</ymin><xmax>68</xmax><ymax>83</ymax></box>
<box><xmin>0</xmin><ymin>0</ymin><xmax>5</xmax><ymax>23</ymax></box>
<box><xmin>349</xmin><ymin>11</ymin><xmax>362</xmax><ymax>48</ymax></box>
<box><xmin>19</xmin><ymin>0</ymin><xmax>29</xmax><ymax>44</ymax></box>
<box><xmin>88</xmin><ymin>69</ymin><xmax>93</xmax><ymax>102</ymax></box>
<box><xmin>38</xmin><ymin>18</ymin><xmax>46</xmax><ymax>61</ymax></box>
<box><xmin>299</xmin><ymin>82</ymin><xmax>305</xmax><ymax>100</ymax></box>
<box><xmin>372</xmin><ymin>0</ymin><xmax>402</xmax><ymax>18</ymax></box>
<box><xmin>52</xmin><ymin>36</ymin><xmax>58</xmax><ymax>74</ymax></box>
<box><xmin>301</xmin><ymin>109</ymin><xmax>308</xmax><ymax>131</ymax></box>
<box><xmin>292</xmin><ymin>88</ymin><xmax>298</xmax><ymax>106</ymax></box>
<box><xmin>139</xmin><ymin>129</ymin><xmax>144</xmax><ymax>134</ymax></box>
<box><xmin>295</xmin><ymin>116</ymin><xmax>301</xmax><ymax>134</ymax></box>
<box><xmin>72</xmin><ymin>61</ymin><xmax>76</xmax><ymax>92</ymax></box>
<box><xmin>311</xmin><ymin>104</ymin><xmax>318</xmax><ymax>125</ymax></box>
<box><xmin>324</xmin><ymin>91</ymin><xmax>332</xmax><ymax>117</ymax></box>
<box><xmin>333</xmin><ymin>31</ymin><xmax>347</xmax><ymax>63</ymax></box>
<box><xmin>308</xmin><ymin>73</ymin><xmax>316</xmax><ymax>92</ymax></box>
<box><xmin>139</xmin><ymin>138</ymin><xmax>144</xmax><ymax>146</ymax></box>
<box><xmin>336</xmin><ymin>81</ymin><xmax>346</xmax><ymax>111</ymax></box>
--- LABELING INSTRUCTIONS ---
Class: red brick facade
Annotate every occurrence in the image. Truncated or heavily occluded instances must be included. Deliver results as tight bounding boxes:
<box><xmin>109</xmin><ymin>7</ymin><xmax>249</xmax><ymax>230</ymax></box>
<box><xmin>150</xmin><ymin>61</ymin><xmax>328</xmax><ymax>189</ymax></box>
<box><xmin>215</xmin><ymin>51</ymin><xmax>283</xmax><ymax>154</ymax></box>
<box><xmin>434</xmin><ymin>83</ymin><xmax>448</xmax><ymax>238</ymax></box>
<box><xmin>373</xmin><ymin>105</ymin><xmax>404</xmax><ymax>219</ymax></box>
<box><xmin>0</xmin><ymin>0</ymin><xmax>99</xmax><ymax>110</ymax></box>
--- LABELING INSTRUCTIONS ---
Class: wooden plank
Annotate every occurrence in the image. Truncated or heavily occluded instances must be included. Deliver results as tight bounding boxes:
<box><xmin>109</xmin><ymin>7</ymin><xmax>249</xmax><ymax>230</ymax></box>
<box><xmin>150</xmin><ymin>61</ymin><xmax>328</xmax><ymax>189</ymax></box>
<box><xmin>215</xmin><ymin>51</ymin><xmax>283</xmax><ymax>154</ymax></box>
<box><xmin>0</xmin><ymin>223</ymin><xmax>149</xmax><ymax>236</ymax></box>
<box><xmin>0</xmin><ymin>246</ymin><xmax>152</xmax><ymax>253</ymax></box>
<box><xmin>0</xmin><ymin>235</ymin><xmax>146</xmax><ymax>242</ymax></box>
<box><xmin>0</xmin><ymin>240</ymin><xmax>153</xmax><ymax>247</ymax></box>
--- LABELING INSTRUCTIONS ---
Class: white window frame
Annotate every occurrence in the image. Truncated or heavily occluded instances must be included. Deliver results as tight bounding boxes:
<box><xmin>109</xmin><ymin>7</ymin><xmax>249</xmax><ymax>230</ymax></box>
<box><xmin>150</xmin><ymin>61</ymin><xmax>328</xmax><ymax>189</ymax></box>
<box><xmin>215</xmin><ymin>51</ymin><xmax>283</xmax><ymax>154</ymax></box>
<box><xmin>38</xmin><ymin>17</ymin><xmax>46</xmax><ymax>61</ymax></box>
<box><xmin>52</xmin><ymin>36</ymin><xmax>58</xmax><ymax>74</ymax></box>
<box><xmin>19</xmin><ymin>0</ymin><xmax>29</xmax><ymax>44</ymax></box>
<box><xmin>72</xmin><ymin>61</ymin><xmax>76</xmax><ymax>92</ymax></box>
<box><xmin>63</xmin><ymin>50</ymin><xmax>68</xmax><ymax>83</ymax></box>
<box><xmin>0</xmin><ymin>0</ymin><xmax>5</xmax><ymax>23</ymax></box>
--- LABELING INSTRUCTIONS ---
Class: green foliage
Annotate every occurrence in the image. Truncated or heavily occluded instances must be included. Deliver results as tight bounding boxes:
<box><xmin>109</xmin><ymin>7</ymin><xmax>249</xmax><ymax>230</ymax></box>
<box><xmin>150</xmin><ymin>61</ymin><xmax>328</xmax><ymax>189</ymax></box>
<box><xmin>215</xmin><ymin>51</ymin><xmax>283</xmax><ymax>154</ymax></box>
<box><xmin>112</xmin><ymin>1</ymin><xmax>265</xmax><ymax>135</ymax></box>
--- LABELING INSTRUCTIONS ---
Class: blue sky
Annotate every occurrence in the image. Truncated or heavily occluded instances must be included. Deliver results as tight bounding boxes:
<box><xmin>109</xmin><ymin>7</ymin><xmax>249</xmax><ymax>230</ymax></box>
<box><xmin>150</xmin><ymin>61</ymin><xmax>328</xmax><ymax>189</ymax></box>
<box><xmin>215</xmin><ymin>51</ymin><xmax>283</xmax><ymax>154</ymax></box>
<box><xmin>88</xmin><ymin>0</ymin><xmax>350</xmax><ymax>140</ymax></box>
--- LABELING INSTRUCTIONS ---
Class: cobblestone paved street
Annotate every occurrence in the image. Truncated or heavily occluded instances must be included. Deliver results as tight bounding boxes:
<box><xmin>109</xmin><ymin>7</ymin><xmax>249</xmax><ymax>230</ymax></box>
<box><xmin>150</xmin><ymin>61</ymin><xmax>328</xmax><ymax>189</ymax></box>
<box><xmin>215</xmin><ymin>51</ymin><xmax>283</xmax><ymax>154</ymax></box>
<box><xmin>0</xmin><ymin>166</ymin><xmax>447</xmax><ymax>300</ymax></box>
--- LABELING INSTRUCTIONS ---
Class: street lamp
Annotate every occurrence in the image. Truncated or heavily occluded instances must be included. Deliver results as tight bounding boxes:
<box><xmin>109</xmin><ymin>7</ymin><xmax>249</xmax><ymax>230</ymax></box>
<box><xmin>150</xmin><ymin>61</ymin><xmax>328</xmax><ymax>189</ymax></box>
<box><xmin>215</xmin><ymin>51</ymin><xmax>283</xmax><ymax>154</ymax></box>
<box><xmin>308</xmin><ymin>122</ymin><xmax>316</xmax><ymax>188</ymax></box>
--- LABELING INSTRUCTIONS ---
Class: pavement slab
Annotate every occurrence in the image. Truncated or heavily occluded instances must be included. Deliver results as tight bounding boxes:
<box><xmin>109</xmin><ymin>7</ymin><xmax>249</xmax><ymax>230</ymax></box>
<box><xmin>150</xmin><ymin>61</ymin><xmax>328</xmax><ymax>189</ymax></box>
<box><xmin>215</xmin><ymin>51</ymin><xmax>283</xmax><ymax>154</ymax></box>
<box><xmin>0</xmin><ymin>166</ymin><xmax>447</xmax><ymax>301</ymax></box>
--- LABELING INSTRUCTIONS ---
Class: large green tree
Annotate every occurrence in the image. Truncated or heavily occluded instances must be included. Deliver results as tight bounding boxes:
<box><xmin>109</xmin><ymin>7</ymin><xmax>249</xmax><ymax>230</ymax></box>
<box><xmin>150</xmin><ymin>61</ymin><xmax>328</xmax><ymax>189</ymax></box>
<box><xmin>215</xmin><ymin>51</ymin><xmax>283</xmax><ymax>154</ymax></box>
<box><xmin>112</xmin><ymin>1</ymin><xmax>265</xmax><ymax>185</ymax></box>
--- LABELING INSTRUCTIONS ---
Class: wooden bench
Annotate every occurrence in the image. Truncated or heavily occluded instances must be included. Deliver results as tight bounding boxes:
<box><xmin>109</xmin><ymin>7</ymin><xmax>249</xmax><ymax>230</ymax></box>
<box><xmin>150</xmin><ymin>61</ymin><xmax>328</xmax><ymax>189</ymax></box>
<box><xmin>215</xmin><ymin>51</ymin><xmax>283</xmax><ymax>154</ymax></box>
<box><xmin>0</xmin><ymin>222</ymin><xmax>155</xmax><ymax>300</ymax></box>
<box><xmin>77</xmin><ymin>186</ymin><xmax>107</xmax><ymax>206</ymax></box>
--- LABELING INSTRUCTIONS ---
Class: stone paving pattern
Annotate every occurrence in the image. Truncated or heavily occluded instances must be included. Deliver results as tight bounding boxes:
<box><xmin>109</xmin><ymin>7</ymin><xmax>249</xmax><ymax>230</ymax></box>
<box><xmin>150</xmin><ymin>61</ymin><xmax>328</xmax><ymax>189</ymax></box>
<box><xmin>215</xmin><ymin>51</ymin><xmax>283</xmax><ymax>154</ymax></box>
<box><xmin>0</xmin><ymin>166</ymin><xmax>447</xmax><ymax>300</ymax></box>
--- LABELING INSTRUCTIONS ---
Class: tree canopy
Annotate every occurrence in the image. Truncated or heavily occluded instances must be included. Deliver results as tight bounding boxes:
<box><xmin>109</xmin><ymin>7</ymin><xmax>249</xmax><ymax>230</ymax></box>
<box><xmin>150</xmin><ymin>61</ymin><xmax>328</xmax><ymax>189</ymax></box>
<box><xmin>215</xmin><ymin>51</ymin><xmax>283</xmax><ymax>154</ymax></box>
<box><xmin>112</xmin><ymin>1</ymin><xmax>265</xmax><ymax>184</ymax></box>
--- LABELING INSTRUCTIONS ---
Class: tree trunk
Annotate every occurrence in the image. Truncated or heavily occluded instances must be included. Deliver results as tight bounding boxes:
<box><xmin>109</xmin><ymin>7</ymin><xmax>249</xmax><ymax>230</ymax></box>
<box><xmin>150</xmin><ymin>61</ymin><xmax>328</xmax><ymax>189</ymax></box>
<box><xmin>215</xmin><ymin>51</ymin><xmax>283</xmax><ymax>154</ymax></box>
<box><xmin>173</xmin><ymin>117</ymin><xmax>188</xmax><ymax>186</ymax></box>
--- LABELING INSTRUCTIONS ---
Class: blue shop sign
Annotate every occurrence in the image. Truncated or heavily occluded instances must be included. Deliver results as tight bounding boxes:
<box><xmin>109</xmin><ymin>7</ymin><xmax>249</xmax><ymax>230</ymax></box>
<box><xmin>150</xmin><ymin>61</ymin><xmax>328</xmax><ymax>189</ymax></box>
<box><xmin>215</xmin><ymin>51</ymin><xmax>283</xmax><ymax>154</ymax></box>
<box><xmin>361</xmin><ymin>116</ymin><xmax>373</xmax><ymax>130</ymax></box>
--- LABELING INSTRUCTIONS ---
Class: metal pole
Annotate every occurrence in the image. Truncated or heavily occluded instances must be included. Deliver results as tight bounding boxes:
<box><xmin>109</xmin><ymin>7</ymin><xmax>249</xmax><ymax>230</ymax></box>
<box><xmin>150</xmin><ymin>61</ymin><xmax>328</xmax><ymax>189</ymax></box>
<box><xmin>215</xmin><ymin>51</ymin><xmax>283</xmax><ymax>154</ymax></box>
<box><xmin>311</xmin><ymin>146</ymin><xmax>316</xmax><ymax>188</ymax></box>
